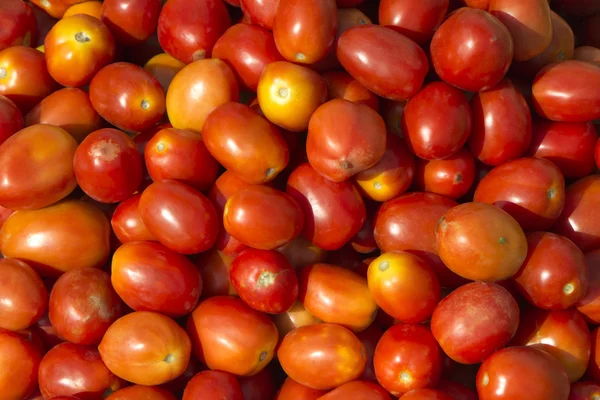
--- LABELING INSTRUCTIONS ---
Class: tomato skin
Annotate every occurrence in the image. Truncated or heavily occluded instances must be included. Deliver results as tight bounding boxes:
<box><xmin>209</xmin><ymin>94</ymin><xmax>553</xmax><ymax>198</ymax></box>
<box><xmin>402</xmin><ymin>389</ymin><xmax>454</xmax><ymax>400</ymax></box>
<box><xmin>107</xmin><ymin>385</ymin><xmax>176</xmax><ymax>400</ymax></box>
<box><xmin>574</xmin><ymin>46</ymin><xmax>600</xmax><ymax>67</ymax></box>
<box><xmin>49</xmin><ymin>268</ymin><xmax>122</xmax><ymax>345</ymax></box>
<box><xmin>513</xmin><ymin>232</ymin><xmax>587</xmax><ymax>310</ymax></box>
<box><xmin>0</xmin><ymin>0</ymin><xmax>37</xmax><ymax>51</ymax></box>
<box><xmin>577</xmin><ymin>250</ymin><xmax>600</xmax><ymax>324</ymax></box>
<box><xmin>203</xmin><ymin>102</ymin><xmax>289</xmax><ymax>184</ymax></box>
<box><xmin>182</xmin><ymin>371</ymin><xmax>243</xmax><ymax>400</ymax></box>
<box><xmin>275</xmin><ymin>377</ymin><xmax>328</xmax><ymax>400</ymax></box>
<box><xmin>139</xmin><ymin>180</ymin><xmax>219</xmax><ymax>254</ymax></box>
<box><xmin>212</xmin><ymin>24</ymin><xmax>284</xmax><ymax>91</ymax></box>
<box><xmin>553</xmin><ymin>175</ymin><xmax>600</xmax><ymax>253</ymax></box>
<box><xmin>143</xmin><ymin>53</ymin><xmax>185</xmax><ymax>92</ymax></box>
<box><xmin>374</xmin><ymin>323</ymin><xmax>442</xmax><ymax>396</ymax></box>
<box><xmin>568</xmin><ymin>381</ymin><xmax>600</xmax><ymax>400</ymax></box>
<box><xmin>111</xmin><ymin>194</ymin><xmax>156</xmax><ymax>244</ymax></box>
<box><xmin>0</xmin><ymin>94</ymin><xmax>23</xmax><ymax>146</ymax></box>
<box><xmin>476</xmin><ymin>346</ymin><xmax>570</xmax><ymax>400</ymax></box>
<box><xmin>322</xmin><ymin>71</ymin><xmax>379</xmax><ymax>111</ymax></box>
<box><xmin>468</xmin><ymin>78</ymin><xmax>532</xmax><ymax>166</ymax></box>
<box><xmin>286</xmin><ymin>163</ymin><xmax>365</xmax><ymax>251</ymax></box>
<box><xmin>44</xmin><ymin>14</ymin><xmax>116</xmax><ymax>88</ymax></box>
<box><xmin>337</xmin><ymin>24</ymin><xmax>429</xmax><ymax>101</ymax></box>
<box><xmin>355</xmin><ymin>323</ymin><xmax>383</xmax><ymax>382</ymax></box>
<box><xmin>39</xmin><ymin>343</ymin><xmax>123</xmax><ymax>400</ymax></box>
<box><xmin>0</xmin><ymin>329</ymin><xmax>43</xmax><ymax>399</ymax></box>
<box><xmin>0</xmin><ymin>199</ymin><xmax>111</xmax><ymax>277</ymax></box>
<box><xmin>435</xmin><ymin>380</ymin><xmax>478</xmax><ymax>400</ymax></box>
<box><xmin>277</xmin><ymin>235</ymin><xmax>327</xmax><ymax>269</ymax></box>
<box><xmin>112</xmin><ymin>241</ymin><xmax>202</xmax><ymax>317</ymax></box>
<box><xmin>379</xmin><ymin>0</ymin><xmax>448</xmax><ymax>45</ymax></box>
<box><xmin>430</xmin><ymin>8</ymin><xmax>513</xmax><ymax>92</ymax></box>
<box><xmin>186</xmin><ymin>296</ymin><xmax>278</xmax><ymax>376</ymax></box>
<box><xmin>273</xmin><ymin>0</ymin><xmax>337</xmax><ymax>64</ymax></box>
<box><xmin>240</xmin><ymin>0</ymin><xmax>279</xmax><ymax>30</ymax></box>
<box><xmin>529</xmin><ymin>121</ymin><xmax>597</xmax><ymax>180</ymax></box>
<box><xmin>414</xmin><ymin>147</ymin><xmax>475</xmax><ymax>200</ymax></box>
<box><xmin>194</xmin><ymin>249</ymin><xmax>236</xmax><ymax>299</ymax></box>
<box><xmin>63</xmin><ymin>1</ymin><xmax>103</xmax><ymax>19</ymax></box>
<box><xmin>278</xmin><ymin>323</ymin><xmax>366</xmax><ymax>390</ymax></box>
<box><xmin>532</xmin><ymin>60</ymin><xmax>600</xmax><ymax>122</ymax></box>
<box><xmin>319</xmin><ymin>380</ymin><xmax>389</xmax><ymax>400</ymax></box>
<box><xmin>157</xmin><ymin>0</ymin><xmax>231</xmax><ymax>64</ymax></box>
<box><xmin>100</xmin><ymin>0</ymin><xmax>162</xmax><ymax>46</ymax></box>
<box><xmin>307</xmin><ymin>99</ymin><xmax>387</xmax><ymax>182</ymax></box>
<box><xmin>431</xmin><ymin>282</ymin><xmax>519</xmax><ymax>364</ymax></box>
<box><xmin>437</xmin><ymin>202</ymin><xmax>528</xmax><ymax>282</ymax></box>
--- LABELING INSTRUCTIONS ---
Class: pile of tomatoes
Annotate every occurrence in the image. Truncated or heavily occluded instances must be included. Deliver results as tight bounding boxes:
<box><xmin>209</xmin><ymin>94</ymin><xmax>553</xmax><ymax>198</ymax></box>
<box><xmin>1</xmin><ymin>0</ymin><xmax>600</xmax><ymax>398</ymax></box>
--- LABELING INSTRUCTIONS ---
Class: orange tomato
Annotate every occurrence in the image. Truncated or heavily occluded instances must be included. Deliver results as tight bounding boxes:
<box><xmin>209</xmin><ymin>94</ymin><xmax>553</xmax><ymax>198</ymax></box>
<box><xmin>144</xmin><ymin>52</ymin><xmax>185</xmax><ymax>92</ymax></box>
<box><xmin>63</xmin><ymin>1</ymin><xmax>103</xmax><ymax>19</ymax></box>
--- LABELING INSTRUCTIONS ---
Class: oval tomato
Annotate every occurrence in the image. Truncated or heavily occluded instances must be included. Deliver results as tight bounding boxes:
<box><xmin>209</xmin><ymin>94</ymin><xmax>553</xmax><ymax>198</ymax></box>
<box><xmin>0</xmin><ymin>0</ymin><xmax>37</xmax><ymax>51</ymax></box>
<box><xmin>275</xmin><ymin>377</ymin><xmax>328</xmax><ymax>400</ymax></box>
<box><xmin>107</xmin><ymin>385</ymin><xmax>176</xmax><ymax>400</ymax></box>
<box><xmin>319</xmin><ymin>381</ymin><xmax>390</xmax><ymax>400</ymax></box>
<box><xmin>182</xmin><ymin>371</ymin><xmax>243</xmax><ymax>400</ymax></box>
<box><xmin>143</xmin><ymin>52</ymin><xmax>185</xmax><ymax>92</ymax></box>
<box><xmin>0</xmin><ymin>94</ymin><xmax>23</xmax><ymax>145</ymax></box>
<box><xmin>414</xmin><ymin>147</ymin><xmax>475</xmax><ymax>200</ymax></box>
<box><xmin>100</xmin><ymin>0</ymin><xmax>162</xmax><ymax>46</ymax></box>
<box><xmin>0</xmin><ymin>329</ymin><xmax>43</xmax><ymax>399</ymax></box>
<box><xmin>577</xmin><ymin>250</ymin><xmax>600</xmax><ymax>324</ymax></box>
<box><xmin>322</xmin><ymin>71</ymin><xmax>379</xmax><ymax>111</ymax></box>
<box><xmin>379</xmin><ymin>0</ymin><xmax>449</xmax><ymax>44</ymax></box>
<box><xmin>111</xmin><ymin>194</ymin><xmax>156</xmax><ymax>244</ymax></box>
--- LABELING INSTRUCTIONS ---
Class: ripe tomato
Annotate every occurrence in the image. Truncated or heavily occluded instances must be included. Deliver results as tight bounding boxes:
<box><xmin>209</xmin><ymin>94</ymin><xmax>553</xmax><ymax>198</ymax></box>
<box><xmin>319</xmin><ymin>381</ymin><xmax>390</xmax><ymax>400</ymax></box>
<box><xmin>337</xmin><ymin>24</ymin><xmax>428</xmax><ymax>101</ymax></box>
<box><xmin>275</xmin><ymin>377</ymin><xmax>328</xmax><ymax>400</ymax></box>
<box><xmin>0</xmin><ymin>329</ymin><xmax>43</xmax><ymax>399</ymax></box>
<box><xmin>100</xmin><ymin>0</ymin><xmax>162</xmax><ymax>46</ymax></box>
<box><xmin>49</xmin><ymin>268</ymin><xmax>122</xmax><ymax>345</ymax></box>
<box><xmin>379</xmin><ymin>0</ymin><xmax>448</xmax><ymax>44</ymax></box>
<box><xmin>278</xmin><ymin>323</ymin><xmax>366</xmax><ymax>390</ymax></box>
<box><xmin>574</xmin><ymin>46</ymin><xmax>600</xmax><ymax>67</ymax></box>
<box><xmin>414</xmin><ymin>147</ymin><xmax>475</xmax><ymax>200</ymax></box>
<box><xmin>0</xmin><ymin>94</ymin><xmax>22</xmax><ymax>145</ymax></box>
<box><xmin>99</xmin><ymin>311</ymin><xmax>191</xmax><ymax>385</ymax></box>
<box><xmin>577</xmin><ymin>250</ymin><xmax>600</xmax><ymax>324</ymax></box>
<box><xmin>194</xmin><ymin>249</ymin><xmax>237</xmax><ymax>298</ymax></box>
<box><xmin>186</xmin><ymin>296</ymin><xmax>278</xmax><ymax>376</ymax></box>
<box><xmin>110</xmin><ymin>194</ymin><xmax>156</xmax><ymax>244</ymax></box>
<box><xmin>182</xmin><ymin>371</ymin><xmax>243</xmax><ymax>400</ymax></box>
<box><xmin>44</xmin><ymin>14</ymin><xmax>115</xmax><ymax>87</ymax></box>
<box><xmin>63</xmin><ymin>1</ymin><xmax>103</xmax><ymax>19</ymax></box>
<box><xmin>30</xmin><ymin>0</ymin><xmax>69</xmax><ymax>19</ymax></box>
<box><xmin>143</xmin><ymin>53</ymin><xmax>185</xmax><ymax>92</ymax></box>
<box><xmin>276</xmin><ymin>235</ymin><xmax>327</xmax><ymax>269</ymax></box>
<box><xmin>0</xmin><ymin>0</ymin><xmax>37</xmax><ymax>50</ymax></box>
<box><xmin>569</xmin><ymin>382</ymin><xmax>600</xmax><ymax>400</ymax></box>
<box><xmin>107</xmin><ymin>385</ymin><xmax>176</xmax><ymax>400</ymax></box>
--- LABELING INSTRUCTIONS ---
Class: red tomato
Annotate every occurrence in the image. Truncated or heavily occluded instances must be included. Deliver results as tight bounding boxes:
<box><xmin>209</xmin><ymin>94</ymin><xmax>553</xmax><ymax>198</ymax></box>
<box><xmin>0</xmin><ymin>94</ymin><xmax>22</xmax><ymax>146</ymax></box>
<box><xmin>0</xmin><ymin>329</ymin><xmax>43</xmax><ymax>399</ymax></box>
<box><xmin>100</xmin><ymin>0</ymin><xmax>162</xmax><ymax>46</ymax></box>
<box><xmin>49</xmin><ymin>268</ymin><xmax>122</xmax><ymax>345</ymax></box>
<box><xmin>0</xmin><ymin>0</ymin><xmax>37</xmax><ymax>50</ymax></box>
<box><xmin>469</xmin><ymin>78</ymin><xmax>532</xmax><ymax>166</ymax></box>
<box><xmin>476</xmin><ymin>346</ymin><xmax>570</xmax><ymax>400</ymax></box>
<box><xmin>322</xmin><ymin>71</ymin><xmax>379</xmax><ymax>111</ymax></box>
<box><xmin>374</xmin><ymin>323</ymin><xmax>442</xmax><ymax>396</ymax></box>
<box><xmin>112</xmin><ymin>241</ymin><xmax>202</xmax><ymax>317</ymax></box>
<box><xmin>379</xmin><ymin>0</ymin><xmax>449</xmax><ymax>44</ymax></box>
<box><xmin>414</xmin><ymin>147</ymin><xmax>475</xmax><ymax>200</ymax></box>
<box><xmin>319</xmin><ymin>380</ymin><xmax>390</xmax><ymax>400</ymax></box>
<box><xmin>238</xmin><ymin>366</ymin><xmax>278</xmax><ymax>400</ymax></box>
<box><xmin>276</xmin><ymin>234</ymin><xmax>327</xmax><ymax>269</ymax></box>
<box><xmin>432</xmin><ymin>282</ymin><xmax>519</xmax><ymax>364</ymax></box>
<box><xmin>307</xmin><ymin>99</ymin><xmax>387</xmax><ymax>181</ymax></box>
<box><xmin>182</xmin><ymin>371</ymin><xmax>243</xmax><ymax>400</ymax></box>
<box><xmin>272</xmin><ymin>300</ymin><xmax>322</xmax><ymax>337</ymax></box>
<box><xmin>273</xmin><ymin>0</ymin><xmax>337</xmax><ymax>64</ymax></box>
<box><xmin>110</xmin><ymin>194</ymin><xmax>156</xmax><ymax>244</ymax></box>
<box><xmin>286</xmin><ymin>163</ymin><xmax>365</xmax><ymax>251</ymax></box>
<box><xmin>186</xmin><ymin>296</ymin><xmax>278</xmax><ymax>376</ymax></box>
<box><xmin>532</xmin><ymin>60</ymin><xmax>600</xmax><ymax>122</ymax></box>
<box><xmin>39</xmin><ymin>343</ymin><xmax>123</xmax><ymax>399</ymax></box>
<box><xmin>139</xmin><ymin>180</ymin><xmax>219</xmax><ymax>254</ymax></box>
<box><xmin>337</xmin><ymin>24</ymin><xmax>428</xmax><ymax>101</ymax></box>
<box><xmin>402</xmin><ymin>81</ymin><xmax>471</xmax><ymax>160</ymax></box>
<box><xmin>513</xmin><ymin>232</ymin><xmax>588</xmax><ymax>310</ymax></box>
<box><xmin>275</xmin><ymin>377</ymin><xmax>327</xmax><ymax>400</ymax></box>
<box><xmin>528</xmin><ymin>120</ymin><xmax>597</xmax><ymax>180</ymax></box>
<box><xmin>568</xmin><ymin>381</ymin><xmax>600</xmax><ymax>400</ymax></box>
<box><xmin>577</xmin><ymin>249</ymin><xmax>600</xmax><ymax>324</ymax></box>
<box><xmin>435</xmin><ymin>380</ymin><xmax>478</xmax><ymax>400</ymax></box>
<box><xmin>107</xmin><ymin>385</ymin><xmax>176</xmax><ymax>400</ymax></box>
<box><xmin>240</xmin><ymin>0</ymin><xmax>279</xmax><ymax>29</ymax></box>
<box><xmin>402</xmin><ymin>389</ymin><xmax>454</xmax><ymax>400</ymax></box>
<box><xmin>157</xmin><ymin>0</ymin><xmax>231</xmax><ymax>63</ymax></box>
<box><xmin>430</xmin><ymin>8</ymin><xmax>513</xmax><ymax>92</ymax></box>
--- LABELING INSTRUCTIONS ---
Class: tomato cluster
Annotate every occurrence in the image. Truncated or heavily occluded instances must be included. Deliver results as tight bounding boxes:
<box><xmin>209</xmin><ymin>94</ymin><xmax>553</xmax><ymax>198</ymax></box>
<box><xmin>0</xmin><ymin>0</ymin><xmax>600</xmax><ymax>399</ymax></box>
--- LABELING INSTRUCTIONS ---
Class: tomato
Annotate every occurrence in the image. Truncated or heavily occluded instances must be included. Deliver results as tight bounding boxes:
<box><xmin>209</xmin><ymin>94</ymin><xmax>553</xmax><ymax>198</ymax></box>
<box><xmin>553</xmin><ymin>175</ymin><xmax>600</xmax><ymax>253</ymax></box>
<box><xmin>99</xmin><ymin>311</ymin><xmax>191</xmax><ymax>385</ymax></box>
<box><xmin>476</xmin><ymin>346</ymin><xmax>570</xmax><ymax>400</ymax></box>
<box><xmin>0</xmin><ymin>258</ymin><xmax>46</xmax><ymax>331</ymax></box>
<box><xmin>33</xmin><ymin>311</ymin><xmax>65</xmax><ymax>351</ymax></box>
<box><xmin>577</xmin><ymin>250</ymin><xmax>600</xmax><ymax>323</ymax></box>
<box><xmin>186</xmin><ymin>296</ymin><xmax>278</xmax><ymax>375</ymax></box>
<box><xmin>374</xmin><ymin>323</ymin><xmax>442</xmax><ymax>396</ymax></box>
<box><xmin>0</xmin><ymin>0</ymin><xmax>37</xmax><ymax>50</ymax></box>
<box><xmin>49</xmin><ymin>268</ymin><xmax>122</xmax><ymax>345</ymax></box>
<box><xmin>112</xmin><ymin>241</ymin><xmax>202</xmax><ymax>317</ymax></box>
<box><xmin>110</xmin><ymin>194</ymin><xmax>156</xmax><ymax>244</ymax></box>
<box><xmin>193</xmin><ymin>249</ymin><xmax>236</xmax><ymax>299</ymax></box>
<box><xmin>273</xmin><ymin>0</ymin><xmax>336</xmax><ymax>64</ymax></box>
<box><xmin>157</xmin><ymin>0</ymin><xmax>231</xmax><ymax>63</ymax></box>
<box><xmin>182</xmin><ymin>371</ymin><xmax>243</xmax><ymax>400</ymax></box>
<box><xmin>238</xmin><ymin>367</ymin><xmax>278</xmax><ymax>400</ymax></box>
<box><xmin>0</xmin><ymin>95</ymin><xmax>22</xmax><ymax>146</ymax></box>
<box><xmin>166</xmin><ymin>59</ymin><xmax>239</xmax><ymax>133</ymax></box>
<box><xmin>431</xmin><ymin>282</ymin><xmax>519</xmax><ymax>364</ymax></box>
<box><xmin>230</xmin><ymin>248</ymin><xmax>298</xmax><ymax>314</ymax></box>
<box><xmin>107</xmin><ymin>385</ymin><xmax>176</xmax><ymax>400</ymax></box>
<box><xmin>286</xmin><ymin>163</ymin><xmax>365</xmax><ymax>250</ymax></box>
<box><xmin>528</xmin><ymin>120</ymin><xmax>597</xmax><ymax>180</ymax></box>
<box><xmin>298</xmin><ymin>263</ymin><xmax>377</xmax><ymax>332</ymax></box>
<box><xmin>321</xmin><ymin>73</ymin><xmax>376</xmax><ymax>113</ymax></box>
<box><xmin>277</xmin><ymin>235</ymin><xmax>327</xmax><ymax>269</ymax></box>
<box><xmin>63</xmin><ymin>1</ymin><xmax>103</xmax><ymax>19</ymax></box>
<box><xmin>414</xmin><ymin>147</ymin><xmax>475</xmax><ymax>200</ymax></box>
<box><xmin>430</xmin><ymin>8</ymin><xmax>513</xmax><ymax>92</ymax></box>
<box><xmin>402</xmin><ymin>81</ymin><xmax>471</xmax><ymax>160</ymax></box>
<box><xmin>513</xmin><ymin>232</ymin><xmax>587</xmax><ymax>310</ymax></box>
<box><xmin>355</xmin><ymin>323</ymin><xmax>383</xmax><ymax>382</ymax></box>
<box><xmin>224</xmin><ymin>185</ymin><xmax>303</xmax><ymax>250</ymax></box>
<box><xmin>1</xmin><ymin>199</ymin><xmax>110</xmax><ymax>277</ymax></box>
<box><xmin>435</xmin><ymin>380</ymin><xmax>478</xmax><ymax>400</ymax></box>
<box><xmin>379</xmin><ymin>0</ymin><xmax>448</xmax><ymax>44</ymax></box>
<box><xmin>257</xmin><ymin>61</ymin><xmax>328</xmax><ymax>132</ymax></box>
<box><xmin>337</xmin><ymin>24</ymin><xmax>428</xmax><ymax>101</ymax></box>
<box><xmin>212</xmin><ymin>24</ymin><xmax>284</xmax><ymax>91</ymax></box>
<box><xmin>139</xmin><ymin>180</ymin><xmax>219</xmax><ymax>254</ymax></box>
<box><xmin>39</xmin><ymin>343</ymin><xmax>123</xmax><ymax>399</ymax></box>
<box><xmin>469</xmin><ymin>78</ymin><xmax>532</xmax><ymax>166</ymax></box>
<box><xmin>574</xmin><ymin>46</ymin><xmax>600</xmax><ymax>67</ymax></box>
<box><xmin>319</xmin><ymin>380</ymin><xmax>389</xmax><ymax>400</ymax></box>
<box><xmin>532</xmin><ymin>60</ymin><xmax>600</xmax><ymax>122</ymax></box>
<box><xmin>278</xmin><ymin>323</ymin><xmax>366</xmax><ymax>390</ymax></box>
<box><xmin>145</xmin><ymin>127</ymin><xmax>219</xmax><ymax>191</ymax></box>
<box><xmin>437</xmin><ymin>202</ymin><xmax>528</xmax><ymax>282</ymax></box>
<box><xmin>203</xmin><ymin>102</ymin><xmax>289</xmax><ymax>184</ymax></box>
<box><xmin>44</xmin><ymin>14</ymin><xmax>115</xmax><ymax>87</ymax></box>
<box><xmin>569</xmin><ymin>382</ymin><xmax>600</xmax><ymax>400</ymax></box>
<box><xmin>0</xmin><ymin>329</ymin><xmax>43</xmax><ymax>399</ymax></box>
<box><xmin>307</xmin><ymin>99</ymin><xmax>386</xmax><ymax>181</ymax></box>
<box><xmin>143</xmin><ymin>53</ymin><xmax>185</xmax><ymax>92</ymax></box>
<box><xmin>511</xmin><ymin>307</ymin><xmax>590</xmax><ymax>383</ymax></box>
<box><xmin>0</xmin><ymin>46</ymin><xmax>56</xmax><ymax>113</ymax></box>
<box><xmin>275</xmin><ymin>377</ymin><xmax>327</xmax><ymax>400</ymax></box>
<box><xmin>30</xmin><ymin>0</ymin><xmax>69</xmax><ymax>19</ymax></box>
<box><xmin>100</xmin><ymin>0</ymin><xmax>161</xmax><ymax>46</ymax></box>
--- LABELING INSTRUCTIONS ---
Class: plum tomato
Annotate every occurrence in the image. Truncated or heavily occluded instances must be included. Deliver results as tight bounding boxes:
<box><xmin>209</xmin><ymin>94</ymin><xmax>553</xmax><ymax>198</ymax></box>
<box><xmin>194</xmin><ymin>249</ymin><xmax>237</xmax><ymax>299</ymax></box>
<box><xmin>319</xmin><ymin>380</ymin><xmax>390</xmax><ymax>400</ymax></box>
<box><xmin>402</xmin><ymin>389</ymin><xmax>454</xmax><ymax>400</ymax></box>
<box><xmin>568</xmin><ymin>381</ymin><xmax>600</xmax><ymax>400</ymax></box>
<box><xmin>110</xmin><ymin>194</ymin><xmax>157</xmax><ymax>244</ymax></box>
<box><xmin>0</xmin><ymin>330</ymin><xmax>43</xmax><ymax>399</ymax></box>
<box><xmin>0</xmin><ymin>94</ymin><xmax>23</xmax><ymax>145</ymax></box>
<box><xmin>271</xmin><ymin>300</ymin><xmax>322</xmax><ymax>337</ymax></box>
<box><xmin>0</xmin><ymin>0</ymin><xmax>37</xmax><ymax>51</ymax></box>
<box><xmin>414</xmin><ymin>147</ymin><xmax>475</xmax><ymax>200</ymax></box>
<box><xmin>108</xmin><ymin>385</ymin><xmax>176</xmax><ymax>400</ymax></box>
<box><xmin>275</xmin><ymin>377</ymin><xmax>328</xmax><ymax>400</ymax></box>
<box><xmin>143</xmin><ymin>52</ymin><xmax>185</xmax><ymax>92</ymax></box>
<box><xmin>240</xmin><ymin>0</ymin><xmax>279</xmax><ymax>30</ymax></box>
<box><xmin>574</xmin><ymin>46</ymin><xmax>600</xmax><ymax>67</ymax></box>
<box><xmin>100</xmin><ymin>0</ymin><xmax>162</xmax><ymax>46</ymax></box>
<box><xmin>63</xmin><ymin>1</ymin><xmax>104</xmax><ymax>19</ymax></box>
<box><xmin>379</xmin><ymin>0</ymin><xmax>449</xmax><ymax>45</ymax></box>
<box><xmin>182</xmin><ymin>371</ymin><xmax>243</xmax><ymax>400</ymax></box>
<box><xmin>577</xmin><ymin>250</ymin><xmax>600</xmax><ymax>324</ymax></box>
<box><xmin>322</xmin><ymin>71</ymin><xmax>379</xmax><ymax>111</ymax></box>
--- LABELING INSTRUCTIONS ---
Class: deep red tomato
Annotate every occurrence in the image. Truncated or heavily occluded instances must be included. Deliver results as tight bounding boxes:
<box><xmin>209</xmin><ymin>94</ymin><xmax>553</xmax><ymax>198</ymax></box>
<box><xmin>275</xmin><ymin>377</ymin><xmax>328</xmax><ymax>400</ymax></box>
<box><xmin>435</xmin><ymin>380</ymin><xmax>478</xmax><ymax>400</ymax></box>
<box><xmin>0</xmin><ymin>329</ymin><xmax>43</xmax><ymax>399</ymax></box>
<box><xmin>139</xmin><ymin>180</ymin><xmax>219</xmax><ymax>254</ymax></box>
<box><xmin>182</xmin><ymin>371</ymin><xmax>243</xmax><ymax>400</ymax></box>
<box><xmin>157</xmin><ymin>0</ymin><xmax>231</xmax><ymax>63</ymax></box>
<box><xmin>240</xmin><ymin>0</ymin><xmax>279</xmax><ymax>29</ymax></box>
<box><xmin>414</xmin><ymin>147</ymin><xmax>475</xmax><ymax>200</ymax></box>
<box><xmin>0</xmin><ymin>0</ymin><xmax>37</xmax><ymax>50</ymax></box>
<box><xmin>100</xmin><ymin>0</ymin><xmax>162</xmax><ymax>46</ymax></box>
<box><xmin>577</xmin><ymin>249</ymin><xmax>600</xmax><ymax>324</ymax></box>
<box><xmin>110</xmin><ymin>194</ymin><xmax>157</xmax><ymax>244</ymax></box>
<box><xmin>49</xmin><ymin>268</ymin><xmax>122</xmax><ymax>345</ymax></box>
<box><xmin>0</xmin><ymin>94</ymin><xmax>22</xmax><ymax>146</ymax></box>
<box><xmin>379</xmin><ymin>0</ymin><xmax>448</xmax><ymax>44</ymax></box>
